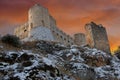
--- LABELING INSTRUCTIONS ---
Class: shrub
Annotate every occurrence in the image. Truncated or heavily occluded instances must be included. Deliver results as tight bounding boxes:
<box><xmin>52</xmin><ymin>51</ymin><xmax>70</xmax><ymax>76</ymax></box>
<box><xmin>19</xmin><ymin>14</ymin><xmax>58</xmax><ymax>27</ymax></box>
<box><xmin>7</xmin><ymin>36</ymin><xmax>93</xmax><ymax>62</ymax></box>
<box><xmin>1</xmin><ymin>34</ymin><xmax>21</xmax><ymax>47</ymax></box>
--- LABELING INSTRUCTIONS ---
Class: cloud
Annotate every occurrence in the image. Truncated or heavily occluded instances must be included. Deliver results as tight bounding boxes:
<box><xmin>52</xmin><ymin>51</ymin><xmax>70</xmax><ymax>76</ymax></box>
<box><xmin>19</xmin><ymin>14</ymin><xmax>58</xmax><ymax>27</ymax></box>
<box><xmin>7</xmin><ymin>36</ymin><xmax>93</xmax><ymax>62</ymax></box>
<box><xmin>0</xmin><ymin>0</ymin><xmax>120</xmax><ymax>51</ymax></box>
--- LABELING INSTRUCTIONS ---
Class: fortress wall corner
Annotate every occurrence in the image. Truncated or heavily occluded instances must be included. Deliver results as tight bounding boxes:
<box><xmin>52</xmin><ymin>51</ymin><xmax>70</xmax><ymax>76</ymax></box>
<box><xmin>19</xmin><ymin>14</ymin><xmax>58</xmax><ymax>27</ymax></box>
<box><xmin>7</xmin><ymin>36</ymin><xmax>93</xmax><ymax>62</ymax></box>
<box><xmin>85</xmin><ymin>23</ymin><xmax>95</xmax><ymax>47</ymax></box>
<box><xmin>49</xmin><ymin>15</ymin><xmax>56</xmax><ymax>29</ymax></box>
<box><xmin>28</xmin><ymin>4</ymin><xmax>50</xmax><ymax>30</ymax></box>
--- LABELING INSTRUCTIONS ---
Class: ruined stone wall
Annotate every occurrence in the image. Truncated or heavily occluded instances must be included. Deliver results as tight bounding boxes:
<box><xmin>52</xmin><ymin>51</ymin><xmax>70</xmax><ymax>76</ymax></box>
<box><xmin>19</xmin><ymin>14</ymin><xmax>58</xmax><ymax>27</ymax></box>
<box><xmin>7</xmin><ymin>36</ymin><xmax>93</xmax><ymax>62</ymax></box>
<box><xmin>74</xmin><ymin>33</ymin><xmax>86</xmax><ymax>46</ymax></box>
<box><xmin>51</xmin><ymin>26</ymin><xmax>74</xmax><ymax>46</ymax></box>
<box><xmin>14</xmin><ymin>4</ymin><xmax>78</xmax><ymax>46</ymax></box>
<box><xmin>14</xmin><ymin>22</ymin><xmax>29</xmax><ymax>39</ymax></box>
<box><xmin>48</xmin><ymin>8</ymin><xmax>74</xmax><ymax>46</ymax></box>
<box><xmin>85</xmin><ymin>23</ymin><xmax>95</xmax><ymax>47</ymax></box>
<box><xmin>85</xmin><ymin>22</ymin><xmax>110</xmax><ymax>53</ymax></box>
<box><xmin>28</xmin><ymin>4</ymin><xmax>50</xmax><ymax>30</ymax></box>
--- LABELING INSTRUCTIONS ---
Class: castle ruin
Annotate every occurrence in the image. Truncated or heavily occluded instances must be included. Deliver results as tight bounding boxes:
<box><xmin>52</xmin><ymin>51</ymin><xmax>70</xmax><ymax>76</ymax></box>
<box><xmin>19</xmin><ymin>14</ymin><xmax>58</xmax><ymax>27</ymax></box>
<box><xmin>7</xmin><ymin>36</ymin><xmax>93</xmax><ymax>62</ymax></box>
<box><xmin>85</xmin><ymin>22</ymin><xmax>110</xmax><ymax>53</ymax></box>
<box><xmin>14</xmin><ymin>4</ymin><xmax>110</xmax><ymax>53</ymax></box>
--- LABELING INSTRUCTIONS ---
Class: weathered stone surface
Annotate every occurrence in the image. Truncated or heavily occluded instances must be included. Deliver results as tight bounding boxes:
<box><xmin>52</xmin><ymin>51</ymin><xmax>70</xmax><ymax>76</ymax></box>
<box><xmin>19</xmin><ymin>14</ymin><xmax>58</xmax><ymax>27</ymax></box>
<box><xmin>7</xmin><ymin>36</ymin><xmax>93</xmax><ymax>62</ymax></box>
<box><xmin>85</xmin><ymin>22</ymin><xmax>110</xmax><ymax>53</ymax></box>
<box><xmin>14</xmin><ymin>4</ymin><xmax>74</xmax><ymax>46</ymax></box>
<box><xmin>23</xmin><ymin>26</ymin><xmax>54</xmax><ymax>41</ymax></box>
<box><xmin>74</xmin><ymin>33</ymin><xmax>86</xmax><ymax>46</ymax></box>
<box><xmin>14</xmin><ymin>4</ymin><xmax>111</xmax><ymax>54</ymax></box>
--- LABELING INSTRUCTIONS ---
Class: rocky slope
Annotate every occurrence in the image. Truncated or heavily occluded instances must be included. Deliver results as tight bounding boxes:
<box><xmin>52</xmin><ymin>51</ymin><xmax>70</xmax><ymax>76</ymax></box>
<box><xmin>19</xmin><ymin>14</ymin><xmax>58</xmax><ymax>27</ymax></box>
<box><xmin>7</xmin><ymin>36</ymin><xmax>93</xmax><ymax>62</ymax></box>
<box><xmin>0</xmin><ymin>41</ymin><xmax>120</xmax><ymax>80</ymax></box>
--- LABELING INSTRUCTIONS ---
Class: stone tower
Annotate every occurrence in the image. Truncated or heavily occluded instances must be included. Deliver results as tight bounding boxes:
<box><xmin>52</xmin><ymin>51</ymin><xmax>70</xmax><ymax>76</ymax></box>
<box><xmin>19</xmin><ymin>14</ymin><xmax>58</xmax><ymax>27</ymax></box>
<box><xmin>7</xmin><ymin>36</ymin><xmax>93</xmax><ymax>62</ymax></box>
<box><xmin>74</xmin><ymin>33</ymin><xmax>86</xmax><ymax>46</ymax></box>
<box><xmin>27</xmin><ymin>4</ymin><xmax>55</xmax><ymax>41</ymax></box>
<box><xmin>85</xmin><ymin>22</ymin><xmax>110</xmax><ymax>53</ymax></box>
<box><xmin>28</xmin><ymin>4</ymin><xmax>50</xmax><ymax>30</ymax></box>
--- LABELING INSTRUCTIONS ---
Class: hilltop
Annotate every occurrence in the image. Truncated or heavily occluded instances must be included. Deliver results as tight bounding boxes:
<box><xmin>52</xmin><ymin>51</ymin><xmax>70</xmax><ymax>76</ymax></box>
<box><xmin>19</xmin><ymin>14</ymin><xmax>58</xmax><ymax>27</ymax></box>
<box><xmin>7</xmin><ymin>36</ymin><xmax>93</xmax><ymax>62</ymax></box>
<box><xmin>0</xmin><ymin>40</ymin><xmax>120</xmax><ymax>80</ymax></box>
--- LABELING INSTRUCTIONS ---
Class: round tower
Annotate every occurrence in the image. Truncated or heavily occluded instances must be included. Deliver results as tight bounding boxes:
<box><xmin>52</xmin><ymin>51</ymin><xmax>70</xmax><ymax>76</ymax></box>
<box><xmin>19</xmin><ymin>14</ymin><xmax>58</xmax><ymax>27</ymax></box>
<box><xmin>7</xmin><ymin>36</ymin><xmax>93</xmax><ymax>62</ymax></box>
<box><xmin>74</xmin><ymin>33</ymin><xmax>86</xmax><ymax>46</ymax></box>
<box><xmin>28</xmin><ymin>4</ymin><xmax>50</xmax><ymax>30</ymax></box>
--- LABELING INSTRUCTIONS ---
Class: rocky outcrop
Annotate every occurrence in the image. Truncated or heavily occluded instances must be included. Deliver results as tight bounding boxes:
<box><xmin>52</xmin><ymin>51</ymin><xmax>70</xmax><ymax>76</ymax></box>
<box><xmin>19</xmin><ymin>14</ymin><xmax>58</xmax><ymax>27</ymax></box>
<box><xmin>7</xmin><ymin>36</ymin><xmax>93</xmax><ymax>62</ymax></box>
<box><xmin>0</xmin><ymin>51</ymin><xmax>74</xmax><ymax>80</ymax></box>
<box><xmin>0</xmin><ymin>41</ymin><xmax>120</xmax><ymax>80</ymax></box>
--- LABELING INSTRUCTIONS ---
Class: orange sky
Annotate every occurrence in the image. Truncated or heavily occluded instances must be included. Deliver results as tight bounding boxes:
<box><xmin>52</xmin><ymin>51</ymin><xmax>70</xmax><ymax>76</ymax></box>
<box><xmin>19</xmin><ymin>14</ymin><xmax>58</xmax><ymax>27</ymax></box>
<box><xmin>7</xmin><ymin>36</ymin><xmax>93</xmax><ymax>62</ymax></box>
<box><xmin>0</xmin><ymin>0</ymin><xmax>120</xmax><ymax>52</ymax></box>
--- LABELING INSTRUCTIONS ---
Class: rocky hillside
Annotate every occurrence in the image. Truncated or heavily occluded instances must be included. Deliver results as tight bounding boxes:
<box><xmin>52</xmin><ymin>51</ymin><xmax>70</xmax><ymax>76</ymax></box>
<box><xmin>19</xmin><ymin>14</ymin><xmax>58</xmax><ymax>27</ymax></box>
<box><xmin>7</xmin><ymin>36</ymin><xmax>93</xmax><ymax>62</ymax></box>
<box><xmin>0</xmin><ymin>41</ymin><xmax>120</xmax><ymax>80</ymax></box>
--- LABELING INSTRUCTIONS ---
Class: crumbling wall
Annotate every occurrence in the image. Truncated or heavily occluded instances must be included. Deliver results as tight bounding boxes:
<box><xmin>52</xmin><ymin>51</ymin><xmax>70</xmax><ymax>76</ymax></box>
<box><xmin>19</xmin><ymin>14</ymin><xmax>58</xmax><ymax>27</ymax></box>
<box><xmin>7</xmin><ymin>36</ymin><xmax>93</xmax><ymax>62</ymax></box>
<box><xmin>14</xmin><ymin>22</ymin><xmax>29</xmax><ymax>39</ymax></box>
<box><xmin>48</xmin><ymin>10</ymin><xmax>74</xmax><ymax>46</ymax></box>
<box><xmin>74</xmin><ymin>33</ymin><xmax>86</xmax><ymax>46</ymax></box>
<box><xmin>51</xmin><ymin>27</ymin><xmax>74</xmax><ymax>46</ymax></box>
<box><xmin>85</xmin><ymin>22</ymin><xmax>110</xmax><ymax>53</ymax></box>
<box><xmin>14</xmin><ymin>4</ymin><xmax>84</xmax><ymax>46</ymax></box>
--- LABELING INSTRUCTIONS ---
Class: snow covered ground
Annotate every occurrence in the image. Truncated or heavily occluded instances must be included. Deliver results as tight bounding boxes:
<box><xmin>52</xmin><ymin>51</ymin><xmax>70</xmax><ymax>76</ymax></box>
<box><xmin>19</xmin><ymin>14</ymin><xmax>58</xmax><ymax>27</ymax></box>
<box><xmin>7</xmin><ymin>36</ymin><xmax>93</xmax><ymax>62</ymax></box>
<box><xmin>0</xmin><ymin>42</ymin><xmax>120</xmax><ymax>80</ymax></box>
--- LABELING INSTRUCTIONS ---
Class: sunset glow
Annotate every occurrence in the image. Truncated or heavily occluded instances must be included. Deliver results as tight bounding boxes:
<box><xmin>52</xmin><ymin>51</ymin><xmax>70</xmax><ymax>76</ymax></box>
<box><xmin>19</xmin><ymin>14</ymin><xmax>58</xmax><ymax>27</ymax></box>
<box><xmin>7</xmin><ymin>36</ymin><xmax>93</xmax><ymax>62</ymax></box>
<box><xmin>0</xmin><ymin>0</ymin><xmax>120</xmax><ymax>52</ymax></box>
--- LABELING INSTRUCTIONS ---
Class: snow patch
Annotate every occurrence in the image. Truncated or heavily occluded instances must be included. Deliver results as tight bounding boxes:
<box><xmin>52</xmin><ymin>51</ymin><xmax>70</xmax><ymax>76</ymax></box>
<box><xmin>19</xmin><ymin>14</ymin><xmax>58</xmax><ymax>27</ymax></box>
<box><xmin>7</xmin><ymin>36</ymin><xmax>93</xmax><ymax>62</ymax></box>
<box><xmin>23</xmin><ymin>26</ymin><xmax>55</xmax><ymax>41</ymax></box>
<box><xmin>43</xmin><ymin>57</ymin><xmax>55</xmax><ymax>67</ymax></box>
